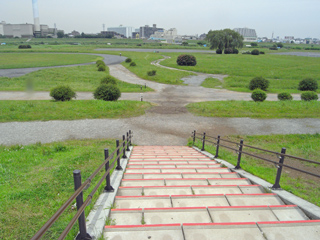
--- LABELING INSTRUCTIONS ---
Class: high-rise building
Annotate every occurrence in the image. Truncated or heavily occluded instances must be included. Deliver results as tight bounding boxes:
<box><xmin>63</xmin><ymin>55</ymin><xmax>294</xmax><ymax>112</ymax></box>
<box><xmin>139</xmin><ymin>24</ymin><xmax>163</xmax><ymax>39</ymax></box>
<box><xmin>107</xmin><ymin>26</ymin><xmax>133</xmax><ymax>38</ymax></box>
<box><xmin>234</xmin><ymin>28</ymin><xmax>257</xmax><ymax>42</ymax></box>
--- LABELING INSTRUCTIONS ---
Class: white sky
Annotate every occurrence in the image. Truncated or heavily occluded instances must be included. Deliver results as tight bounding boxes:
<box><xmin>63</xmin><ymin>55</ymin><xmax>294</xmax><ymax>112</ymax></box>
<box><xmin>1</xmin><ymin>0</ymin><xmax>319</xmax><ymax>38</ymax></box>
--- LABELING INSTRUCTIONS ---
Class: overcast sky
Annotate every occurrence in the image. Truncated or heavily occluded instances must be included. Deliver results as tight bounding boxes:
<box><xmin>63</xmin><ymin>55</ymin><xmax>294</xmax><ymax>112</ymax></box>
<box><xmin>1</xmin><ymin>0</ymin><xmax>319</xmax><ymax>38</ymax></box>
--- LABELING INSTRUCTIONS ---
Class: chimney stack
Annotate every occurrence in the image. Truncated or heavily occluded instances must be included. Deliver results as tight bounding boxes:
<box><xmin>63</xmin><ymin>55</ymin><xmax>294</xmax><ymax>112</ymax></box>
<box><xmin>32</xmin><ymin>0</ymin><xmax>41</xmax><ymax>37</ymax></box>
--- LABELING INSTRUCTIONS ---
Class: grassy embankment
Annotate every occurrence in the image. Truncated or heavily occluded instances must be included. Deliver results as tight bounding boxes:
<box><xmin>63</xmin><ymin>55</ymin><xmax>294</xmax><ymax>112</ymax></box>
<box><xmin>187</xmin><ymin>101</ymin><xmax>320</xmax><ymax>118</ymax></box>
<box><xmin>161</xmin><ymin>53</ymin><xmax>320</xmax><ymax>93</ymax></box>
<box><xmin>0</xmin><ymin>138</ymin><xmax>122</xmax><ymax>239</ymax></box>
<box><xmin>190</xmin><ymin>134</ymin><xmax>320</xmax><ymax>207</ymax></box>
<box><xmin>0</xmin><ymin>53</ymin><xmax>153</xmax><ymax>92</ymax></box>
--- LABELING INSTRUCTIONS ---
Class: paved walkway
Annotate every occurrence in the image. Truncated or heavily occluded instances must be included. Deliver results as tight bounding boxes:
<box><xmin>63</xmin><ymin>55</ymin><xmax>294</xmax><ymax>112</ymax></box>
<box><xmin>103</xmin><ymin>146</ymin><xmax>320</xmax><ymax>240</ymax></box>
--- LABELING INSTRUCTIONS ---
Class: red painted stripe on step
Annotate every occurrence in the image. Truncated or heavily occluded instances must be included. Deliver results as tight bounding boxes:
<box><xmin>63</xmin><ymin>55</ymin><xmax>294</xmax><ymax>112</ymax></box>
<box><xmin>126</xmin><ymin>168</ymin><xmax>162</xmax><ymax>170</ymax></box>
<box><xmin>116</xmin><ymin>195</ymin><xmax>170</xmax><ymax>198</ymax></box>
<box><xmin>144</xmin><ymin>207</ymin><xmax>206</xmax><ymax>211</ymax></box>
<box><xmin>144</xmin><ymin>185</ymin><xmax>191</xmax><ymax>188</ymax></box>
<box><xmin>122</xmin><ymin>178</ymin><xmax>165</xmax><ymax>181</ymax></box>
<box><xmin>111</xmin><ymin>208</ymin><xmax>142</xmax><ymax>211</ymax></box>
<box><xmin>258</xmin><ymin>220</ymin><xmax>320</xmax><ymax>225</ymax></box>
<box><xmin>191</xmin><ymin>185</ymin><xmax>242</xmax><ymax>187</ymax></box>
<box><xmin>105</xmin><ymin>223</ymin><xmax>181</xmax><ymax>229</ymax></box>
<box><xmin>208</xmin><ymin>205</ymin><xmax>287</xmax><ymax>209</ymax></box>
<box><xmin>165</xmin><ymin>178</ymin><xmax>207</xmax><ymax>180</ymax></box>
<box><xmin>226</xmin><ymin>193</ymin><xmax>276</xmax><ymax>196</ymax></box>
<box><xmin>207</xmin><ymin>178</ymin><xmax>248</xmax><ymax>180</ymax></box>
<box><xmin>171</xmin><ymin>194</ymin><xmax>225</xmax><ymax>197</ymax></box>
<box><xmin>183</xmin><ymin>222</ymin><xmax>256</xmax><ymax>226</ymax></box>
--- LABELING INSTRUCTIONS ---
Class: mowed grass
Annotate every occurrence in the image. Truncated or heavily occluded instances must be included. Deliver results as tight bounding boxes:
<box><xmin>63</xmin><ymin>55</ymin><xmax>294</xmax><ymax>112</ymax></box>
<box><xmin>0</xmin><ymin>64</ymin><xmax>153</xmax><ymax>92</ymax></box>
<box><xmin>201</xmin><ymin>77</ymin><xmax>223</xmax><ymax>88</ymax></box>
<box><xmin>190</xmin><ymin>133</ymin><xmax>320</xmax><ymax>207</ymax></box>
<box><xmin>186</xmin><ymin>101</ymin><xmax>320</xmax><ymax>118</ymax></box>
<box><xmin>0</xmin><ymin>100</ymin><xmax>152</xmax><ymax>122</ymax></box>
<box><xmin>0</xmin><ymin>138</ymin><xmax>121</xmax><ymax>239</ymax></box>
<box><xmin>161</xmin><ymin>53</ymin><xmax>320</xmax><ymax>93</ymax></box>
<box><xmin>0</xmin><ymin>53</ymin><xmax>101</xmax><ymax>69</ymax></box>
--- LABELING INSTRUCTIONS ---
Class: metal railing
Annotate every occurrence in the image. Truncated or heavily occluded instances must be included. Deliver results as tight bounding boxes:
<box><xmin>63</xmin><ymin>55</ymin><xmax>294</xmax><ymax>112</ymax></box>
<box><xmin>192</xmin><ymin>130</ymin><xmax>320</xmax><ymax>189</ymax></box>
<box><xmin>31</xmin><ymin>130</ymin><xmax>132</xmax><ymax>240</ymax></box>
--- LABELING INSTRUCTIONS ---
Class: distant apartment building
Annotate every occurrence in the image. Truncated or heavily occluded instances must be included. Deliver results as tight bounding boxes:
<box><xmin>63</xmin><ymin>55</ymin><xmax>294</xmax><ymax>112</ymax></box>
<box><xmin>234</xmin><ymin>27</ymin><xmax>257</xmax><ymax>42</ymax></box>
<box><xmin>107</xmin><ymin>26</ymin><xmax>133</xmax><ymax>38</ymax></box>
<box><xmin>140</xmin><ymin>24</ymin><xmax>163</xmax><ymax>39</ymax></box>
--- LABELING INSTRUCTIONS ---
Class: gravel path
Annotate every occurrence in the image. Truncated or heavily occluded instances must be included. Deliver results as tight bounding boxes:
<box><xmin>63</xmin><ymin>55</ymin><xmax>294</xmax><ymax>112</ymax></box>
<box><xmin>1</xmin><ymin>53</ymin><xmax>319</xmax><ymax>146</ymax></box>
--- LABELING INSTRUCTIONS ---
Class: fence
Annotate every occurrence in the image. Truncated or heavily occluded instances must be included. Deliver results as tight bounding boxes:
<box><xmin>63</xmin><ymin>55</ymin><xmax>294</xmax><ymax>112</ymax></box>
<box><xmin>31</xmin><ymin>130</ymin><xmax>132</xmax><ymax>240</ymax></box>
<box><xmin>192</xmin><ymin>130</ymin><xmax>320</xmax><ymax>189</ymax></box>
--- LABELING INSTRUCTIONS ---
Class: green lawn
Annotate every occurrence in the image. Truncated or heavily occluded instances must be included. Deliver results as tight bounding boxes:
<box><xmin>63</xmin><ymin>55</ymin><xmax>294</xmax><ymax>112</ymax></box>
<box><xmin>187</xmin><ymin>100</ymin><xmax>320</xmax><ymax>118</ymax></box>
<box><xmin>161</xmin><ymin>53</ymin><xmax>320</xmax><ymax>93</ymax></box>
<box><xmin>0</xmin><ymin>138</ymin><xmax>121</xmax><ymax>239</ymax></box>
<box><xmin>190</xmin><ymin>133</ymin><xmax>320</xmax><ymax>207</ymax></box>
<box><xmin>201</xmin><ymin>77</ymin><xmax>223</xmax><ymax>88</ymax></box>
<box><xmin>0</xmin><ymin>100</ymin><xmax>152</xmax><ymax>122</ymax></box>
<box><xmin>0</xmin><ymin>64</ymin><xmax>153</xmax><ymax>92</ymax></box>
<box><xmin>0</xmin><ymin>53</ymin><xmax>101</xmax><ymax>69</ymax></box>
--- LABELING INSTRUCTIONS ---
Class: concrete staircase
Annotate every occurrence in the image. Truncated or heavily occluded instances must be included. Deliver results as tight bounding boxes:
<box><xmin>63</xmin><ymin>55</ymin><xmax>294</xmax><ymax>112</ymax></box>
<box><xmin>104</xmin><ymin>146</ymin><xmax>320</xmax><ymax>240</ymax></box>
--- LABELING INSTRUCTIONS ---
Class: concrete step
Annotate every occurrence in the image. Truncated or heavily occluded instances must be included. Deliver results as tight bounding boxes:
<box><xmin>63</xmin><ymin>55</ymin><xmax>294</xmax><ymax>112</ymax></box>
<box><xmin>123</xmin><ymin>172</ymin><xmax>239</xmax><ymax>179</ymax></box>
<box><xmin>126</xmin><ymin>163</ymin><xmax>222</xmax><ymax>168</ymax></box>
<box><xmin>125</xmin><ymin>167</ymin><xmax>231</xmax><ymax>173</ymax></box>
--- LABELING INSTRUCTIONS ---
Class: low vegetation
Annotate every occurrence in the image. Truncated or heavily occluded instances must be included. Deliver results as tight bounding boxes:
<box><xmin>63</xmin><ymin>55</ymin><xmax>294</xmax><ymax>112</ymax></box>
<box><xmin>0</xmin><ymin>100</ymin><xmax>152</xmax><ymax>122</ymax></box>
<box><xmin>50</xmin><ymin>85</ymin><xmax>76</xmax><ymax>101</ymax></box>
<box><xmin>93</xmin><ymin>84</ymin><xmax>121</xmax><ymax>101</ymax></box>
<box><xmin>251</xmin><ymin>89</ymin><xmax>267</xmax><ymax>102</ymax></box>
<box><xmin>301</xmin><ymin>91</ymin><xmax>319</xmax><ymax>101</ymax></box>
<box><xmin>277</xmin><ymin>92</ymin><xmax>293</xmax><ymax>101</ymax></box>
<box><xmin>190</xmin><ymin>133</ymin><xmax>320</xmax><ymax>207</ymax></box>
<box><xmin>176</xmin><ymin>54</ymin><xmax>197</xmax><ymax>66</ymax></box>
<box><xmin>186</xmin><ymin>100</ymin><xmax>320</xmax><ymax>118</ymax></box>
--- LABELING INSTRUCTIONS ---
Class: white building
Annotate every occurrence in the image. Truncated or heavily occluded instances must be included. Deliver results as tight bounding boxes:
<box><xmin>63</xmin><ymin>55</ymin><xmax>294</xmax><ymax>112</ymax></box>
<box><xmin>234</xmin><ymin>27</ymin><xmax>257</xmax><ymax>42</ymax></box>
<box><xmin>107</xmin><ymin>25</ymin><xmax>133</xmax><ymax>38</ymax></box>
<box><xmin>149</xmin><ymin>28</ymin><xmax>180</xmax><ymax>43</ymax></box>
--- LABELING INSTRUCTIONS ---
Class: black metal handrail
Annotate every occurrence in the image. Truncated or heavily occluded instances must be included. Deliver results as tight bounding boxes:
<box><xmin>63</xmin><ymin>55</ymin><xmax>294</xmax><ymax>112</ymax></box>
<box><xmin>191</xmin><ymin>130</ymin><xmax>320</xmax><ymax>190</ymax></box>
<box><xmin>31</xmin><ymin>130</ymin><xmax>132</xmax><ymax>240</ymax></box>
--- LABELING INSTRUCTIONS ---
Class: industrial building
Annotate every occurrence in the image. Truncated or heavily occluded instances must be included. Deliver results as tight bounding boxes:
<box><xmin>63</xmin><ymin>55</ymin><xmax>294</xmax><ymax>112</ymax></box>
<box><xmin>0</xmin><ymin>21</ymin><xmax>55</xmax><ymax>38</ymax></box>
<box><xmin>234</xmin><ymin>27</ymin><xmax>257</xmax><ymax>42</ymax></box>
<box><xmin>140</xmin><ymin>24</ymin><xmax>163</xmax><ymax>39</ymax></box>
<box><xmin>107</xmin><ymin>26</ymin><xmax>133</xmax><ymax>38</ymax></box>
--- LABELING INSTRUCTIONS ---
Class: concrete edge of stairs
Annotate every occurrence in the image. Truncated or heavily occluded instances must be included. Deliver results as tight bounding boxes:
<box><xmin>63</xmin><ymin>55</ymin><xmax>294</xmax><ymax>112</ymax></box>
<box><xmin>192</xmin><ymin>146</ymin><xmax>320</xmax><ymax>220</ymax></box>
<box><xmin>85</xmin><ymin>146</ymin><xmax>133</xmax><ymax>239</ymax></box>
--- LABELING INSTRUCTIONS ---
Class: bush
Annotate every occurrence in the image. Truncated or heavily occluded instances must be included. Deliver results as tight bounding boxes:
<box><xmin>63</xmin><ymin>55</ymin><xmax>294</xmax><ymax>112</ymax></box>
<box><xmin>224</xmin><ymin>48</ymin><xmax>233</xmax><ymax>54</ymax></box>
<box><xmin>96</xmin><ymin>60</ymin><xmax>105</xmax><ymax>66</ymax></box>
<box><xmin>301</xmin><ymin>91</ymin><xmax>318</xmax><ymax>101</ymax></box>
<box><xmin>298</xmin><ymin>78</ymin><xmax>318</xmax><ymax>91</ymax></box>
<box><xmin>125</xmin><ymin>58</ymin><xmax>132</xmax><ymax>63</ymax></box>
<box><xmin>251</xmin><ymin>49</ymin><xmax>260</xmax><ymax>55</ymax></box>
<box><xmin>147</xmin><ymin>70</ymin><xmax>157</xmax><ymax>76</ymax></box>
<box><xmin>269</xmin><ymin>47</ymin><xmax>278</xmax><ymax>50</ymax></box>
<box><xmin>249</xmin><ymin>77</ymin><xmax>269</xmax><ymax>91</ymax></box>
<box><xmin>242</xmin><ymin>51</ymin><xmax>251</xmax><ymax>54</ymax></box>
<box><xmin>18</xmin><ymin>45</ymin><xmax>31</xmax><ymax>49</ymax></box>
<box><xmin>93</xmin><ymin>84</ymin><xmax>121</xmax><ymax>101</ymax></box>
<box><xmin>97</xmin><ymin>65</ymin><xmax>106</xmax><ymax>71</ymax></box>
<box><xmin>278</xmin><ymin>92</ymin><xmax>293</xmax><ymax>101</ymax></box>
<box><xmin>216</xmin><ymin>49</ymin><xmax>222</xmax><ymax>54</ymax></box>
<box><xmin>176</xmin><ymin>54</ymin><xmax>197</xmax><ymax>66</ymax></box>
<box><xmin>50</xmin><ymin>85</ymin><xmax>76</xmax><ymax>101</ymax></box>
<box><xmin>101</xmin><ymin>75</ymin><xmax>117</xmax><ymax>85</ymax></box>
<box><xmin>259</xmin><ymin>51</ymin><xmax>265</xmax><ymax>54</ymax></box>
<box><xmin>250</xmin><ymin>42</ymin><xmax>258</xmax><ymax>47</ymax></box>
<box><xmin>276</xmin><ymin>43</ymin><xmax>284</xmax><ymax>48</ymax></box>
<box><xmin>233</xmin><ymin>49</ymin><xmax>239</xmax><ymax>54</ymax></box>
<box><xmin>251</xmin><ymin>89</ymin><xmax>267</xmax><ymax>102</ymax></box>
<box><xmin>130</xmin><ymin>62</ymin><xmax>136</xmax><ymax>67</ymax></box>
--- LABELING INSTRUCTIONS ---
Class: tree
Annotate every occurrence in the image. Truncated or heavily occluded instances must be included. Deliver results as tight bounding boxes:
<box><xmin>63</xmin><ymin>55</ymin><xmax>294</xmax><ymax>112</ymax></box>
<box><xmin>57</xmin><ymin>31</ymin><xmax>64</xmax><ymax>38</ymax></box>
<box><xmin>206</xmin><ymin>29</ymin><xmax>243</xmax><ymax>52</ymax></box>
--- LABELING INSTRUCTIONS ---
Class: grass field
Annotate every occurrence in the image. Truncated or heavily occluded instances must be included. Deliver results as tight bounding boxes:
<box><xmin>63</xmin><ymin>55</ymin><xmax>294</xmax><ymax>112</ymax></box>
<box><xmin>0</xmin><ymin>138</ymin><xmax>121</xmax><ymax>239</ymax></box>
<box><xmin>0</xmin><ymin>64</ymin><xmax>153</xmax><ymax>92</ymax></box>
<box><xmin>0</xmin><ymin>53</ymin><xmax>101</xmax><ymax>69</ymax></box>
<box><xmin>201</xmin><ymin>77</ymin><xmax>223</xmax><ymax>88</ymax></box>
<box><xmin>0</xmin><ymin>100</ymin><xmax>152</xmax><ymax>122</ymax></box>
<box><xmin>190</xmin><ymin>133</ymin><xmax>320</xmax><ymax>207</ymax></box>
<box><xmin>161</xmin><ymin>53</ymin><xmax>320</xmax><ymax>93</ymax></box>
<box><xmin>186</xmin><ymin>101</ymin><xmax>320</xmax><ymax>118</ymax></box>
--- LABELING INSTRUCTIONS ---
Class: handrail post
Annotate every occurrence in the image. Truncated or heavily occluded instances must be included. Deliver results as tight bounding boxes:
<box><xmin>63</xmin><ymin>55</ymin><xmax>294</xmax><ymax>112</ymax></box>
<box><xmin>115</xmin><ymin>140</ymin><xmax>123</xmax><ymax>171</ymax></box>
<box><xmin>122</xmin><ymin>135</ymin><xmax>127</xmax><ymax>158</ymax></box>
<box><xmin>129</xmin><ymin>130</ymin><xmax>132</xmax><ymax>146</ymax></box>
<box><xmin>73</xmin><ymin>170</ymin><xmax>91</xmax><ymax>240</ymax></box>
<box><xmin>272</xmin><ymin>148</ymin><xmax>286</xmax><ymax>189</ymax></box>
<box><xmin>192</xmin><ymin>130</ymin><xmax>196</xmax><ymax>145</ymax></box>
<box><xmin>215</xmin><ymin>135</ymin><xmax>220</xmax><ymax>158</ymax></box>
<box><xmin>201</xmin><ymin>132</ymin><xmax>206</xmax><ymax>151</ymax></box>
<box><xmin>235</xmin><ymin>139</ymin><xmax>244</xmax><ymax>169</ymax></box>
<box><xmin>104</xmin><ymin>149</ymin><xmax>114</xmax><ymax>192</ymax></box>
<box><xmin>126</xmin><ymin>132</ymin><xmax>130</xmax><ymax>151</ymax></box>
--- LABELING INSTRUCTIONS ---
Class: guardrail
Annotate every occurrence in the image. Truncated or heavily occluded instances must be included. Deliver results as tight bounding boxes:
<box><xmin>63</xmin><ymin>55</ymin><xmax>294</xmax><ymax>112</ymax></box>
<box><xmin>31</xmin><ymin>130</ymin><xmax>132</xmax><ymax>240</ymax></box>
<box><xmin>192</xmin><ymin>130</ymin><xmax>320</xmax><ymax>189</ymax></box>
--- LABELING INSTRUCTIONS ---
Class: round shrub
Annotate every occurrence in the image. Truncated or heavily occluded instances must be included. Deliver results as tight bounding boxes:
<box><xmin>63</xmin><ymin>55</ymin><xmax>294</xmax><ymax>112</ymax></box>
<box><xmin>176</xmin><ymin>54</ymin><xmax>197</xmax><ymax>66</ymax></box>
<box><xmin>93</xmin><ymin>84</ymin><xmax>121</xmax><ymax>101</ymax></box>
<box><xmin>251</xmin><ymin>49</ymin><xmax>260</xmax><ymax>55</ymax></box>
<box><xmin>125</xmin><ymin>58</ymin><xmax>132</xmax><ymax>63</ymax></box>
<box><xmin>249</xmin><ymin>77</ymin><xmax>269</xmax><ymax>91</ymax></box>
<box><xmin>216</xmin><ymin>49</ymin><xmax>222</xmax><ymax>54</ymax></box>
<box><xmin>130</xmin><ymin>62</ymin><xmax>136</xmax><ymax>67</ymax></box>
<box><xmin>298</xmin><ymin>78</ymin><xmax>318</xmax><ymax>91</ymax></box>
<box><xmin>301</xmin><ymin>91</ymin><xmax>318</xmax><ymax>101</ymax></box>
<box><xmin>50</xmin><ymin>85</ymin><xmax>76</xmax><ymax>101</ymax></box>
<box><xmin>147</xmin><ymin>70</ymin><xmax>156</xmax><ymax>76</ymax></box>
<box><xmin>224</xmin><ymin>48</ymin><xmax>233</xmax><ymax>54</ymax></box>
<box><xmin>18</xmin><ymin>45</ymin><xmax>31</xmax><ymax>49</ymax></box>
<box><xmin>101</xmin><ymin>75</ymin><xmax>117</xmax><ymax>85</ymax></box>
<box><xmin>98</xmin><ymin>65</ymin><xmax>106</xmax><ymax>71</ymax></box>
<box><xmin>96</xmin><ymin>60</ymin><xmax>105</xmax><ymax>66</ymax></box>
<box><xmin>259</xmin><ymin>51</ymin><xmax>265</xmax><ymax>54</ymax></box>
<box><xmin>251</xmin><ymin>89</ymin><xmax>267</xmax><ymax>102</ymax></box>
<box><xmin>278</xmin><ymin>92</ymin><xmax>293</xmax><ymax>101</ymax></box>
<box><xmin>233</xmin><ymin>49</ymin><xmax>239</xmax><ymax>54</ymax></box>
